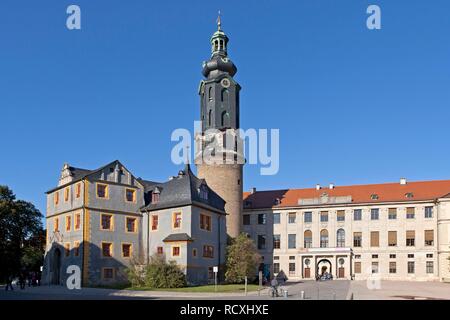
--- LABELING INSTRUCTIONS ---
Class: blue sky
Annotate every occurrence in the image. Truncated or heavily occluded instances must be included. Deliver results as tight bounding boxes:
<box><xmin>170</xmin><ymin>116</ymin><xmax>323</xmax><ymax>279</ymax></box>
<box><xmin>1</xmin><ymin>0</ymin><xmax>450</xmax><ymax>215</ymax></box>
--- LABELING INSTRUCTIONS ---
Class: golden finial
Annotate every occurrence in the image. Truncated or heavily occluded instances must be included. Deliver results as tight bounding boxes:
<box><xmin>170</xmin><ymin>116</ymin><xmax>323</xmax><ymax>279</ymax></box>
<box><xmin>217</xmin><ymin>10</ymin><xmax>221</xmax><ymax>31</ymax></box>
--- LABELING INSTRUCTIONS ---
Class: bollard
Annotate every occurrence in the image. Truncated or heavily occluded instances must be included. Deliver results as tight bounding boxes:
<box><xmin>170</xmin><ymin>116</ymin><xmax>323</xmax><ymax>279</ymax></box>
<box><xmin>283</xmin><ymin>289</ymin><xmax>288</xmax><ymax>298</ymax></box>
<box><xmin>300</xmin><ymin>290</ymin><xmax>305</xmax><ymax>300</ymax></box>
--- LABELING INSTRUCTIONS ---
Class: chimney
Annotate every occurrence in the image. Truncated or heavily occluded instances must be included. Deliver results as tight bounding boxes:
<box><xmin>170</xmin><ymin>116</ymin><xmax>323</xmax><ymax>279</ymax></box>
<box><xmin>329</xmin><ymin>183</ymin><xmax>335</xmax><ymax>190</ymax></box>
<box><xmin>251</xmin><ymin>187</ymin><xmax>256</xmax><ymax>194</ymax></box>
<box><xmin>400</xmin><ymin>178</ymin><xmax>407</xmax><ymax>185</ymax></box>
<box><xmin>316</xmin><ymin>184</ymin><xmax>321</xmax><ymax>190</ymax></box>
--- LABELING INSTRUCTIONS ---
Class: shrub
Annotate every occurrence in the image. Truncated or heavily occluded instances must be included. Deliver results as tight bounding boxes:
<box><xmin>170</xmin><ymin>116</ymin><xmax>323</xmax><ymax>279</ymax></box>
<box><xmin>225</xmin><ymin>233</ymin><xmax>261</xmax><ymax>284</ymax></box>
<box><xmin>143</xmin><ymin>254</ymin><xmax>186</xmax><ymax>288</ymax></box>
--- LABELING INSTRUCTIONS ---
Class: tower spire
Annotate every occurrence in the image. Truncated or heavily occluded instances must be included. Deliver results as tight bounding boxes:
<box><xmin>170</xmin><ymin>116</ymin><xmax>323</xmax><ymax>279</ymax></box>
<box><xmin>217</xmin><ymin>10</ymin><xmax>221</xmax><ymax>31</ymax></box>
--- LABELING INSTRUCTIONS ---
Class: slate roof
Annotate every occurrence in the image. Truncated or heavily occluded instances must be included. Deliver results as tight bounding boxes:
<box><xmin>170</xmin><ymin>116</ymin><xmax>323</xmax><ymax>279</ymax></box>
<box><xmin>162</xmin><ymin>233</ymin><xmax>194</xmax><ymax>242</ymax></box>
<box><xmin>243</xmin><ymin>179</ymin><xmax>450</xmax><ymax>209</ymax></box>
<box><xmin>140</xmin><ymin>164</ymin><xmax>226</xmax><ymax>214</ymax></box>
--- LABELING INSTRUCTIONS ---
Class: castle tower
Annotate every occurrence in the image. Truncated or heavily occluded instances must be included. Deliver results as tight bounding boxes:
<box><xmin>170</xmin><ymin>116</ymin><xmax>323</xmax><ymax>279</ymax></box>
<box><xmin>195</xmin><ymin>15</ymin><xmax>244</xmax><ymax>238</ymax></box>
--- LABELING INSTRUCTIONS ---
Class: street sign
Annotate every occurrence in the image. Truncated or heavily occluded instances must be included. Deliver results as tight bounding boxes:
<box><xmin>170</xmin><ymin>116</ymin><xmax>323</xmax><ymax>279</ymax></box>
<box><xmin>213</xmin><ymin>266</ymin><xmax>218</xmax><ymax>273</ymax></box>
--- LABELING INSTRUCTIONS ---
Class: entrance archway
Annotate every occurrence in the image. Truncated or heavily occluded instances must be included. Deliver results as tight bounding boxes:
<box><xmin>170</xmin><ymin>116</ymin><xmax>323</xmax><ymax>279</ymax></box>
<box><xmin>317</xmin><ymin>259</ymin><xmax>332</xmax><ymax>277</ymax></box>
<box><xmin>51</xmin><ymin>248</ymin><xmax>61</xmax><ymax>285</ymax></box>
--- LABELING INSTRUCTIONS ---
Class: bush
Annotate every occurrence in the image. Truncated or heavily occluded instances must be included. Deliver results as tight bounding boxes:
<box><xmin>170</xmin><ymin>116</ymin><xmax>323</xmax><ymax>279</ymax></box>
<box><xmin>225</xmin><ymin>233</ymin><xmax>261</xmax><ymax>284</ymax></box>
<box><xmin>144</xmin><ymin>254</ymin><xmax>186</xmax><ymax>288</ymax></box>
<box><xmin>124</xmin><ymin>256</ymin><xmax>146</xmax><ymax>287</ymax></box>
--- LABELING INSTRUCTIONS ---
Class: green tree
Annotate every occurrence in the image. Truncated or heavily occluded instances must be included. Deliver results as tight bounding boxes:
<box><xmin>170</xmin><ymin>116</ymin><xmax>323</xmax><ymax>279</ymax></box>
<box><xmin>225</xmin><ymin>233</ymin><xmax>261</xmax><ymax>284</ymax></box>
<box><xmin>0</xmin><ymin>185</ymin><xmax>44</xmax><ymax>281</ymax></box>
<box><xmin>143</xmin><ymin>254</ymin><xmax>187</xmax><ymax>288</ymax></box>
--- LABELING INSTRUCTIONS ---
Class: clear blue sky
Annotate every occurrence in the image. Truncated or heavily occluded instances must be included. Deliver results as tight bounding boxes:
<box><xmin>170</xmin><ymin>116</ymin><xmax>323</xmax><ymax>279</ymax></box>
<box><xmin>1</xmin><ymin>0</ymin><xmax>450</xmax><ymax>216</ymax></box>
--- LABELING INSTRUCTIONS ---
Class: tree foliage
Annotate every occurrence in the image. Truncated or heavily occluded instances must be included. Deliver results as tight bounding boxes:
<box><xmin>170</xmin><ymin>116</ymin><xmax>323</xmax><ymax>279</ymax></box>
<box><xmin>0</xmin><ymin>185</ymin><xmax>44</xmax><ymax>281</ymax></box>
<box><xmin>126</xmin><ymin>254</ymin><xmax>187</xmax><ymax>288</ymax></box>
<box><xmin>225</xmin><ymin>233</ymin><xmax>261</xmax><ymax>284</ymax></box>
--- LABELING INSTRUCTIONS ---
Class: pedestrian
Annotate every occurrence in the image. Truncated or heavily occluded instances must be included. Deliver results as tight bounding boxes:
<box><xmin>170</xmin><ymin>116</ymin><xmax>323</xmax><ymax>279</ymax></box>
<box><xmin>19</xmin><ymin>272</ymin><xmax>26</xmax><ymax>290</ymax></box>
<box><xmin>37</xmin><ymin>272</ymin><xmax>41</xmax><ymax>286</ymax></box>
<box><xmin>27</xmin><ymin>272</ymin><xmax>32</xmax><ymax>287</ymax></box>
<box><xmin>31</xmin><ymin>272</ymin><xmax>37</xmax><ymax>287</ymax></box>
<box><xmin>5</xmin><ymin>275</ymin><xmax>14</xmax><ymax>291</ymax></box>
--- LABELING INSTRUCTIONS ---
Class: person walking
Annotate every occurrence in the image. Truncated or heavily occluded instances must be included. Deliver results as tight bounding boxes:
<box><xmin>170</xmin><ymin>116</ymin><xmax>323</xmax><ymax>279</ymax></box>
<box><xmin>5</xmin><ymin>275</ymin><xmax>14</xmax><ymax>291</ymax></box>
<box><xmin>18</xmin><ymin>272</ymin><xmax>26</xmax><ymax>290</ymax></box>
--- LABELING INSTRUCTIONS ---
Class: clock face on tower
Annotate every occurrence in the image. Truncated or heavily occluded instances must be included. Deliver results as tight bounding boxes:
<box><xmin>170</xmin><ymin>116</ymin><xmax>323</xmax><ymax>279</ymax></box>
<box><xmin>221</xmin><ymin>78</ymin><xmax>230</xmax><ymax>88</ymax></box>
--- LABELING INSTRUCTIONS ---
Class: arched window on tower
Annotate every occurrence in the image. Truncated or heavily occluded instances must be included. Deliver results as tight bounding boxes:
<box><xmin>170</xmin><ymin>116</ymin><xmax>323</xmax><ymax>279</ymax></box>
<box><xmin>337</xmin><ymin>229</ymin><xmax>345</xmax><ymax>248</ymax></box>
<box><xmin>320</xmin><ymin>229</ymin><xmax>329</xmax><ymax>248</ymax></box>
<box><xmin>221</xmin><ymin>88</ymin><xmax>229</xmax><ymax>103</ymax></box>
<box><xmin>208</xmin><ymin>109</ymin><xmax>213</xmax><ymax>128</ymax></box>
<box><xmin>214</xmin><ymin>40</ymin><xmax>219</xmax><ymax>52</ymax></box>
<box><xmin>304</xmin><ymin>230</ymin><xmax>312</xmax><ymax>248</ymax></box>
<box><xmin>208</xmin><ymin>87</ymin><xmax>213</xmax><ymax>101</ymax></box>
<box><xmin>221</xmin><ymin>111</ymin><xmax>230</xmax><ymax>128</ymax></box>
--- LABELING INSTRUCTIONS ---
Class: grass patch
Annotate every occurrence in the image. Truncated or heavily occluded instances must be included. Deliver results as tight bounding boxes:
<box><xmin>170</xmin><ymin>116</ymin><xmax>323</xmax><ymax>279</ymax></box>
<box><xmin>127</xmin><ymin>284</ymin><xmax>260</xmax><ymax>293</ymax></box>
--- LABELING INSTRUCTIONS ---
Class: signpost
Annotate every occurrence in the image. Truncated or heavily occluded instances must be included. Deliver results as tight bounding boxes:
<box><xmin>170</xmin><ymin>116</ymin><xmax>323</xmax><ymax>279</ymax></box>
<box><xmin>213</xmin><ymin>266</ymin><xmax>218</xmax><ymax>292</ymax></box>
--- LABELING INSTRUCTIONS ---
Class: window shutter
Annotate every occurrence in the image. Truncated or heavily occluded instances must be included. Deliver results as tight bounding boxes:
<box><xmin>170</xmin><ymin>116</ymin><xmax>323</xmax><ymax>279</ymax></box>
<box><xmin>354</xmin><ymin>262</ymin><xmax>361</xmax><ymax>273</ymax></box>
<box><xmin>407</xmin><ymin>207</ymin><xmax>415</xmax><ymax>214</ymax></box>
<box><xmin>388</xmin><ymin>208</ymin><xmax>396</xmax><ymax>214</ymax></box>
<box><xmin>370</xmin><ymin>231</ymin><xmax>379</xmax><ymax>247</ymax></box>
<box><xmin>425</xmin><ymin>230</ymin><xmax>434</xmax><ymax>241</ymax></box>
<box><xmin>388</xmin><ymin>231</ymin><xmax>397</xmax><ymax>245</ymax></box>
<box><xmin>406</xmin><ymin>230</ymin><xmax>415</xmax><ymax>239</ymax></box>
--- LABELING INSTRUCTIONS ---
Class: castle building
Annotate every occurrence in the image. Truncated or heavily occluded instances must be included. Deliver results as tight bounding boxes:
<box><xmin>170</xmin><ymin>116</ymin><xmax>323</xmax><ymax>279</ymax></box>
<box><xmin>43</xmin><ymin>18</ymin><xmax>450</xmax><ymax>287</ymax></box>
<box><xmin>243</xmin><ymin>180</ymin><xmax>450</xmax><ymax>282</ymax></box>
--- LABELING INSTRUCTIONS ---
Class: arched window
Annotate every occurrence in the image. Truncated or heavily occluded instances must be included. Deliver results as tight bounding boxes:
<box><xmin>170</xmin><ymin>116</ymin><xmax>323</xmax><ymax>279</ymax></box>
<box><xmin>208</xmin><ymin>109</ymin><xmax>212</xmax><ymax>127</ymax></box>
<box><xmin>221</xmin><ymin>111</ymin><xmax>230</xmax><ymax>127</ymax></box>
<box><xmin>320</xmin><ymin>229</ymin><xmax>329</xmax><ymax>248</ymax></box>
<box><xmin>208</xmin><ymin>87</ymin><xmax>213</xmax><ymax>101</ymax></box>
<box><xmin>304</xmin><ymin>230</ymin><xmax>312</xmax><ymax>248</ymax></box>
<box><xmin>221</xmin><ymin>88</ymin><xmax>229</xmax><ymax>103</ymax></box>
<box><xmin>337</xmin><ymin>229</ymin><xmax>345</xmax><ymax>247</ymax></box>
<box><xmin>214</xmin><ymin>40</ymin><xmax>219</xmax><ymax>51</ymax></box>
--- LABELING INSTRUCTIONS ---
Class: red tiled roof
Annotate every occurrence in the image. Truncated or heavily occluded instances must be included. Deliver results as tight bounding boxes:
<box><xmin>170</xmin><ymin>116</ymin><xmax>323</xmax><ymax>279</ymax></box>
<box><xmin>243</xmin><ymin>180</ymin><xmax>450</xmax><ymax>209</ymax></box>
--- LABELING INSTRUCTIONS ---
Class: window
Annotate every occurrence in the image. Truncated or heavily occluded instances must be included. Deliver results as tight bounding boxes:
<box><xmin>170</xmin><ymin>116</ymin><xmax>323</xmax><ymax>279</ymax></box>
<box><xmin>408</xmin><ymin>254</ymin><xmax>414</xmax><ymax>258</ymax></box>
<box><xmin>353</xmin><ymin>232</ymin><xmax>362</xmax><ymax>247</ymax></box>
<box><xmin>54</xmin><ymin>192</ymin><xmax>59</xmax><ymax>206</ymax></box>
<box><xmin>289</xmin><ymin>256</ymin><xmax>295</xmax><ymax>260</ymax></box>
<box><xmin>203</xmin><ymin>245</ymin><xmax>214</xmax><ymax>258</ymax></box>
<box><xmin>125</xmin><ymin>189</ymin><xmax>136</xmax><ymax>202</ymax></box>
<box><xmin>336</xmin><ymin>229</ymin><xmax>345</xmax><ymax>247</ymax></box>
<box><xmin>172</xmin><ymin>246</ymin><xmax>180</xmax><ymax>257</ymax></box>
<box><xmin>304</xmin><ymin>230</ymin><xmax>312</xmax><ymax>248</ymax></box>
<box><xmin>390</xmin><ymin>254</ymin><xmax>396</xmax><ymax>259</ymax></box>
<box><xmin>274</xmin><ymin>256</ymin><xmax>279</xmax><ymax>260</ymax></box>
<box><xmin>257</xmin><ymin>235</ymin><xmax>266</xmax><ymax>250</ymax></box>
<box><xmin>337</xmin><ymin>210</ymin><xmax>345</xmax><ymax>222</ymax></box>
<box><xmin>199</xmin><ymin>185</ymin><xmax>208</xmax><ymax>200</ymax></box>
<box><xmin>243</xmin><ymin>214</ymin><xmax>251</xmax><ymax>225</ymax></box>
<box><xmin>151</xmin><ymin>192</ymin><xmax>160</xmax><ymax>203</ymax></box>
<box><xmin>425</xmin><ymin>230</ymin><xmax>434</xmax><ymax>246</ymax></box>
<box><xmin>371</xmin><ymin>194</ymin><xmax>379</xmax><ymax>200</ymax></box>
<box><xmin>320</xmin><ymin>211</ymin><xmax>328</xmax><ymax>222</ymax></box>
<box><xmin>122</xmin><ymin>244</ymin><xmax>132</xmax><ymax>258</ymax></box>
<box><xmin>273</xmin><ymin>235</ymin><xmax>281</xmax><ymax>249</ymax></box>
<box><xmin>371</xmin><ymin>209</ymin><xmax>379</xmax><ymax>220</ymax></box>
<box><xmin>426</xmin><ymin>254</ymin><xmax>433</xmax><ymax>258</ymax></box>
<box><xmin>273</xmin><ymin>263</ymin><xmax>280</xmax><ymax>274</ymax></box>
<box><xmin>407</xmin><ymin>261</ymin><xmax>415</xmax><ymax>274</ymax></box>
<box><xmin>64</xmin><ymin>243</ymin><xmax>70</xmax><ymax>257</ymax></box>
<box><xmin>288</xmin><ymin>213</ymin><xmax>296</xmax><ymax>224</ymax></box>
<box><xmin>208</xmin><ymin>267</ymin><xmax>214</xmax><ymax>280</ymax></box>
<box><xmin>388</xmin><ymin>208</ymin><xmax>397</xmax><ymax>220</ymax></box>
<box><xmin>406</xmin><ymin>230</ymin><xmax>415</xmax><ymax>247</ymax></box>
<box><xmin>151</xmin><ymin>215</ymin><xmax>158</xmax><ymax>231</ymax></box>
<box><xmin>126</xmin><ymin>217</ymin><xmax>136</xmax><ymax>233</ymax></box>
<box><xmin>406</xmin><ymin>207</ymin><xmax>415</xmax><ymax>219</ymax></box>
<box><xmin>389</xmin><ymin>262</ymin><xmax>397</xmax><ymax>274</ymax></box>
<box><xmin>103</xmin><ymin>268</ymin><xmax>114</xmax><ymax>280</ymax></box>
<box><xmin>320</xmin><ymin>229</ymin><xmax>329</xmax><ymax>248</ymax></box>
<box><xmin>65</xmin><ymin>215</ymin><xmax>71</xmax><ymax>232</ymax></box>
<box><xmin>354</xmin><ymin>262</ymin><xmax>361</xmax><ymax>274</ymax></box>
<box><xmin>353</xmin><ymin>209</ymin><xmax>362</xmax><ymax>221</ymax></box>
<box><xmin>74</xmin><ymin>241</ymin><xmax>80</xmax><ymax>257</ymax></box>
<box><xmin>200</xmin><ymin>214</ymin><xmax>212</xmax><ymax>231</ymax></box>
<box><xmin>258</xmin><ymin>213</ymin><xmax>266</xmax><ymax>225</ymax></box>
<box><xmin>75</xmin><ymin>183</ymin><xmax>81</xmax><ymax>198</ymax></box>
<box><xmin>192</xmin><ymin>248</ymin><xmax>197</xmax><ymax>257</ymax></box>
<box><xmin>372</xmin><ymin>254</ymin><xmax>378</xmax><ymax>259</ymax></box>
<box><xmin>289</xmin><ymin>263</ymin><xmax>296</xmax><ymax>275</ymax></box>
<box><xmin>405</xmin><ymin>192</ymin><xmax>414</xmax><ymax>199</ymax></box>
<box><xmin>288</xmin><ymin>234</ymin><xmax>296</xmax><ymax>249</ymax></box>
<box><xmin>173</xmin><ymin>212</ymin><xmax>182</xmax><ymax>229</ymax></box>
<box><xmin>64</xmin><ymin>187</ymin><xmax>70</xmax><ymax>202</ymax></box>
<box><xmin>304</xmin><ymin>212</ymin><xmax>312</xmax><ymax>223</ymax></box>
<box><xmin>370</xmin><ymin>231</ymin><xmax>379</xmax><ymax>247</ymax></box>
<box><xmin>273</xmin><ymin>213</ymin><xmax>280</xmax><ymax>224</ymax></box>
<box><xmin>157</xmin><ymin>246</ymin><xmax>163</xmax><ymax>255</ymax></box>
<box><xmin>371</xmin><ymin>262</ymin><xmax>379</xmax><ymax>274</ymax></box>
<box><xmin>354</xmin><ymin>255</ymin><xmax>361</xmax><ymax>259</ymax></box>
<box><xmin>388</xmin><ymin>231</ymin><xmax>397</xmax><ymax>247</ymax></box>
<box><xmin>101</xmin><ymin>214</ymin><xmax>113</xmax><ymax>231</ymax></box>
<box><xmin>426</xmin><ymin>261</ymin><xmax>434</xmax><ymax>274</ymax></box>
<box><xmin>102</xmin><ymin>243</ymin><xmax>112</xmax><ymax>257</ymax></box>
<box><xmin>425</xmin><ymin>206</ymin><xmax>433</xmax><ymax>218</ymax></box>
<box><xmin>54</xmin><ymin>217</ymin><xmax>59</xmax><ymax>232</ymax></box>
<box><xmin>75</xmin><ymin>212</ymin><xmax>81</xmax><ymax>230</ymax></box>
<box><xmin>96</xmin><ymin>184</ymin><xmax>108</xmax><ymax>198</ymax></box>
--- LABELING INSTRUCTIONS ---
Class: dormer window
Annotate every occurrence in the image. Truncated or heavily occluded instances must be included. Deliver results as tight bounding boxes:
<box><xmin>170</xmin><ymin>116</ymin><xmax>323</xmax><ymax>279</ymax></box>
<box><xmin>370</xmin><ymin>194</ymin><xmax>379</xmax><ymax>200</ymax></box>
<box><xmin>199</xmin><ymin>184</ymin><xmax>208</xmax><ymax>200</ymax></box>
<box><xmin>152</xmin><ymin>192</ymin><xmax>160</xmax><ymax>203</ymax></box>
<box><xmin>244</xmin><ymin>200</ymin><xmax>252</xmax><ymax>208</ymax></box>
<box><xmin>405</xmin><ymin>192</ymin><xmax>414</xmax><ymax>199</ymax></box>
<box><xmin>274</xmin><ymin>198</ymin><xmax>281</xmax><ymax>205</ymax></box>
